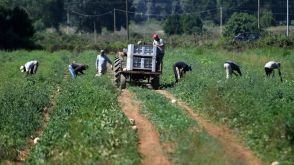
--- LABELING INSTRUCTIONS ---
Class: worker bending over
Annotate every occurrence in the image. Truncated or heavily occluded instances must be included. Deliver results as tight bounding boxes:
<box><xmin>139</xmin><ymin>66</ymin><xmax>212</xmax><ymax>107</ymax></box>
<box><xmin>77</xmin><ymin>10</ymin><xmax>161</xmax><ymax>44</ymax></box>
<box><xmin>68</xmin><ymin>62</ymin><xmax>88</xmax><ymax>79</ymax></box>
<box><xmin>173</xmin><ymin>61</ymin><xmax>192</xmax><ymax>83</ymax></box>
<box><xmin>264</xmin><ymin>61</ymin><xmax>282</xmax><ymax>82</ymax></box>
<box><xmin>224</xmin><ymin>61</ymin><xmax>242</xmax><ymax>79</ymax></box>
<box><xmin>20</xmin><ymin>60</ymin><xmax>39</xmax><ymax>74</ymax></box>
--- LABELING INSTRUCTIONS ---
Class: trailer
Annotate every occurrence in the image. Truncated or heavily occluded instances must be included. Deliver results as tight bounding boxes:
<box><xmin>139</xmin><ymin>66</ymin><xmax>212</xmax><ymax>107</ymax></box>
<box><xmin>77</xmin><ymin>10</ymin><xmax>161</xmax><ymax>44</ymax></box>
<box><xmin>114</xmin><ymin>44</ymin><xmax>161</xmax><ymax>89</ymax></box>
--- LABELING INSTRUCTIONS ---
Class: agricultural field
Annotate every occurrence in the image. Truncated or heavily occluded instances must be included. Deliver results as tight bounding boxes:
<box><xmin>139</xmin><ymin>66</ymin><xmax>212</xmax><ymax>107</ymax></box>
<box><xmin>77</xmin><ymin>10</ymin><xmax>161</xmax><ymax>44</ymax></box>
<box><xmin>0</xmin><ymin>47</ymin><xmax>293</xmax><ymax>165</ymax></box>
<box><xmin>161</xmin><ymin>47</ymin><xmax>294</xmax><ymax>164</ymax></box>
<box><xmin>0</xmin><ymin>51</ymin><xmax>68</xmax><ymax>161</ymax></box>
<box><xmin>26</xmin><ymin>51</ymin><xmax>141</xmax><ymax>165</ymax></box>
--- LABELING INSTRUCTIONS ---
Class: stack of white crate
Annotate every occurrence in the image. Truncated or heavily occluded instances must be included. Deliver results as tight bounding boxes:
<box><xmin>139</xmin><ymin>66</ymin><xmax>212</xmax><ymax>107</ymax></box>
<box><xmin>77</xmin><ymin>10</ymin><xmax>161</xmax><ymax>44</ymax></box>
<box><xmin>126</xmin><ymin>44</ymin><xmax>157</xmax><ymax>72</ymax></box>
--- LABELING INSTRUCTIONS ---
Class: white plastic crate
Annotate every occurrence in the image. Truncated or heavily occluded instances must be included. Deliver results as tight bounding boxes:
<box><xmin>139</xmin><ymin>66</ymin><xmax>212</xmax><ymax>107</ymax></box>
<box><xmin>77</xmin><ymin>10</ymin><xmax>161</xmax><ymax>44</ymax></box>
<box><xmin>127</xmin><ymin>44</ymin><xmax>157</xmax><ymax>72</ymax></box>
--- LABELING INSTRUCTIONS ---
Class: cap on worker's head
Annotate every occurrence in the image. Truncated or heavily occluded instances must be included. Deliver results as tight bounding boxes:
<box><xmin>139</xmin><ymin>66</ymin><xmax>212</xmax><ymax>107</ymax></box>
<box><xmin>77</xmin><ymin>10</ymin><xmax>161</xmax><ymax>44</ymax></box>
<box><xmin>188</xmin><ymin>65</ymin><xmax>192</xmax><ymax>71</ymax></box>
<box><xmin>20</xmin><ymin>65</ymin><xmax>25</xmax><ymax>72</ymax></box>
<box><xmin>152</xmin><ymin>34</ymin><xmax>159</xmax><ymax>39</ymax></box>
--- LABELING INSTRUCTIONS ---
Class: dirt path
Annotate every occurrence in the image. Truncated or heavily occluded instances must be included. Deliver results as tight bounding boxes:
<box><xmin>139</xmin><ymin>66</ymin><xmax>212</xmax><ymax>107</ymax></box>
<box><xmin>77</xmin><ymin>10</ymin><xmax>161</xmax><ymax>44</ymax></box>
<box><xmin>157</xmin><ymin>90</ymin><xmax>263</xmax><ymax>165</ymax></box>
<box><xmin>14</xmin><ymin>85</ymin><xmax>61</xmax><ymax>163</ymax></box>
<box><xmin>5</xmin><ymin>72</ymin><xmax>68</xmax><ymax>165</ymax></box>
<box><xmin>118</xmin><ymin>90</ymin><xmax>173</xmax><ymax>165</ymax></box>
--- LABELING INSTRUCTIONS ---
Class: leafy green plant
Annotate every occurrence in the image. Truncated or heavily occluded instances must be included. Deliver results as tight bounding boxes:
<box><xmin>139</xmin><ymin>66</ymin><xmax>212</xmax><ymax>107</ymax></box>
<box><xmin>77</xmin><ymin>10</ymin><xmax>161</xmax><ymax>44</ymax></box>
<box><xmin>224</xmin><ymin>12</ymin><xmax>259</xmax><ymax>37</ymax></box>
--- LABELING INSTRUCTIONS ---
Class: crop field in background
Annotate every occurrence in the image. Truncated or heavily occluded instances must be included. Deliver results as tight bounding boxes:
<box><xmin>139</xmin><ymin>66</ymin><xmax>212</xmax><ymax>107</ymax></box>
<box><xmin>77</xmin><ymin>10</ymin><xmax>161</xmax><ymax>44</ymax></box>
<box><xmin>161</xmin><ymin>47</ymin><xmax>294</xmax><ymax>164</ymax></box>
<box><xmin>0</xmin><ymin>47</ymin><xmax>293</xmax><ymax>164</ymax></box>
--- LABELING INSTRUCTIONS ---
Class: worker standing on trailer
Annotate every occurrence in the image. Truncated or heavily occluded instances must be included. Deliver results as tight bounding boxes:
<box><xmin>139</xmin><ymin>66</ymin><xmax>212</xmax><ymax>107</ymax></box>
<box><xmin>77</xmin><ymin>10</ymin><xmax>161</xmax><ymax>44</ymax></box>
<box><xmin>153</xmin><ymin>34</ymin><xmax>165</xmax><ymax>71</ymax></box>
<box><xmin>264</xmin><ymin>61</ymin><xmax>282</xmax><ymax>82</ymax></box>
<box><xmin>223</xmin><ymin>61</ymin><xmax>242</xmax><ymax>79</ymax></box>
<box><xmin>20</xmin><ymin>60</ymin><xmax>39</xmax><ymax>74</ymax></box>
<box><xmin>68</xmin><ymin>62</ymin><xmax>89</xmax><ymax>79</ymax></box>
<box><xmin>95</xmin><ymin>50</ymin><xmax>113</xmax><ymax>76</ymax></box>
<box><xmin>173</xmin><ymin>61</ymin><xmax>192</xmax><ymax>83</ymax></box>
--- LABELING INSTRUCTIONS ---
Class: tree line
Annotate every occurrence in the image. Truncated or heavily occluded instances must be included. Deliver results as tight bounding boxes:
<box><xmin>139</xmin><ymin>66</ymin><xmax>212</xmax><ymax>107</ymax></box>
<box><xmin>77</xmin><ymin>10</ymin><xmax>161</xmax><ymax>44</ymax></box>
<box><xmin>134</xmin><ymin>0</ymin><xmax>293</xmax><ymax>24</ymax></box>
<box><xmin>0</xmin><ymin>0</ymin><xmax>293</xmax><ymax>49</ymax></box>
<box><xmin>0</xmin><ymin>0</ymin><xmax>292</xmax><ymax>33</ymax></box>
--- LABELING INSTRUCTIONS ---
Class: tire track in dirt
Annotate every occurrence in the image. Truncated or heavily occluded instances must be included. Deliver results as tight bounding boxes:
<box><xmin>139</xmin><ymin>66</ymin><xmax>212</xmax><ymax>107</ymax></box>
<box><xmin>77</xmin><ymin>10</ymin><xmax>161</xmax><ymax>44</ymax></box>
<box><xmin>118</xmin><ymin>90</ymin><xmax>173</xmax><ymax>165</ymax></box>
<box><xmin>157</xmin><ymin>90</ymin><xmax>263</xmax><ymax>165</ymax></box>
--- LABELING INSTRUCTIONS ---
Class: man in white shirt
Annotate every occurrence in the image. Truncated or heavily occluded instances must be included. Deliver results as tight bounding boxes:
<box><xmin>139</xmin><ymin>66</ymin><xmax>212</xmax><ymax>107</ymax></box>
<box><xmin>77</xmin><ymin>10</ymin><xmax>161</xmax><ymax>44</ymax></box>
<box><xmin>20</xmin><ymin>60</ymin><xmax>39</xmax><ymax>74</ymax></box>
<box><xmin>96</xmin><ymin>50</ymin><xmax>113</xmax><ymax>76</ymax></box>
<box><xmin>153</xmin><ymin>34</ymin><xmax>165</xmax><ymax>71</ymax></box>
<box><xmin>264</xmin><ymin>61</ymin><xmax>282</xmax><ymax>81</ymax></box>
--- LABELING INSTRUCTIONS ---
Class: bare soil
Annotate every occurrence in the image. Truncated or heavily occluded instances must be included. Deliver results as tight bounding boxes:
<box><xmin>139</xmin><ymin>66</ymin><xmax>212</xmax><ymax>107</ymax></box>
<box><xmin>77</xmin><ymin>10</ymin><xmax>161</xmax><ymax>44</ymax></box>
<box><xmin>118</xmin><ymin>90</ymin><xmax>173</xmax><ymax>165</ymax></box>
<box><xmin>157</xmin><ymin>90</ymin><xmax>264</xmax><ymax>165</ymax></box>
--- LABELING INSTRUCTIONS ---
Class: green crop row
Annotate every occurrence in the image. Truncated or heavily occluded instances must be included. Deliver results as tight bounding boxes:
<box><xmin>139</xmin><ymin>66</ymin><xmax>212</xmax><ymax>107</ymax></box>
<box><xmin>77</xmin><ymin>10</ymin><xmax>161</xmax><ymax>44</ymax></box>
<box><xmin>0</xmin><ymin>51</ymin><xmax>68</xmax><ymax>161</ymax></box>
<box><xmin>26</xmin><ymin>51</ymin><xmax>140</xmax><ymax>165</ymax></box>
<box><xmin>130</xmin><ymin>87</ymin><xmax>240</xmax><ymax>165</ymax></box>
<box><xmin>161</xmin><ymin>47</ymin><xmax>294</xmax><ymax>164</ymax></box>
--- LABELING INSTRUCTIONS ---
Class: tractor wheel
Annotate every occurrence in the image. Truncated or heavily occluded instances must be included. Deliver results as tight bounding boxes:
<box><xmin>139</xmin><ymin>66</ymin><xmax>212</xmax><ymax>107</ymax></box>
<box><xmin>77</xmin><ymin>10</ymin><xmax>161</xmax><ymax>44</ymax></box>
<box><xmin>114</xmin><ymin>58</ymin><xmax>121</xmax><ymax>86</ymax></box>
<box><xmin>120</xmin><ymin>74</ymin><xmax>127</xmax><ymax>89</ymax></box>
<box><xmin>151</xmin><ymin>76</ymin><xmax>160</xmax><ymax>90</ymax></box>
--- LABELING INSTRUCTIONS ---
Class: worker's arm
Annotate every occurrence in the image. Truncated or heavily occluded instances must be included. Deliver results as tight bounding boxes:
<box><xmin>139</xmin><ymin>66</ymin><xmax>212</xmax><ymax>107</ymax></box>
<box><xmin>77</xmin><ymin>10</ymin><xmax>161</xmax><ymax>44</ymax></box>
<box><xmin>232</xmin><ymin>71</ymin><xmax>239</xmax><ymax>76</ymax></box>
<box><xmin>75</xmin><ymin>65</ymin><xmax>84</xmax><ymax>74</ymax></box>
<box><xmin>96</xmin><ymin>56</ymin><xmax>99</xmax><ymax>70</ymax></box>
<box><xmin>235</xmin><ymin>68</ymin><xmax>242</xmax><ymax>76</ymax></box>
<box><xmin>157</xmin><ymin>39</ymin><xmax>164</xmax><ymax>47</ymax></box>
<box><xmin>278</xmin><ymin>69</ymin><xmax>283</xmax><ymax>82</ymax></box>
<box><xmin>106</xmin><ymin>56</ymin><xmax>113</xmax><ymax>69</ymax></box>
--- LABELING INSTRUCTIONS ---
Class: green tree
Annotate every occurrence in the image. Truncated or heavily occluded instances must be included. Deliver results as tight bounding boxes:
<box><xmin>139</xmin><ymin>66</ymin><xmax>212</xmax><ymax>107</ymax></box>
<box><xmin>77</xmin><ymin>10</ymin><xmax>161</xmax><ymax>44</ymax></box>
<box><xmin>182</xmin><ymin>15</ymin><xmax>203</xmax><ymax>34</ymax></box>
<box><xmin>260</xmin><ymin>9</ymin><xmax>274</xmax><ymax>28</ymax></box>
<box><xmin>0</xmin><ymin>7</ymin><xmax>35</xmax><ymax>49</ymax></box>
<box><xmin>224</xmin><ymin>12</ymin><xmax>258</xmax><ymax>37</ymax></box>
<box><xmin>164</xmin><ymin>15</ymin><xmax>183</xmax><ymax>35</ymax></box>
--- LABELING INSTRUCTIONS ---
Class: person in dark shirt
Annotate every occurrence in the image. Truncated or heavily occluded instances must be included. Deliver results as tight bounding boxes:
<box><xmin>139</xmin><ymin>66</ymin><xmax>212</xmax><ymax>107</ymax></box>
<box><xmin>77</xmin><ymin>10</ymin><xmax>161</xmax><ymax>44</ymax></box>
<box><xmin>68</xmin><ymin>62</ymin><xmax>89</xmax><ymax>79</ymax></box>
<box><xmin>173</xmin><ymin>61</ymin><xmax>192</xmax><ymax>83</ymax></box>
<box><xmin>223</xmin><ymin>61</ymin><xmax>242</xmax><ymax>79</ymax></box>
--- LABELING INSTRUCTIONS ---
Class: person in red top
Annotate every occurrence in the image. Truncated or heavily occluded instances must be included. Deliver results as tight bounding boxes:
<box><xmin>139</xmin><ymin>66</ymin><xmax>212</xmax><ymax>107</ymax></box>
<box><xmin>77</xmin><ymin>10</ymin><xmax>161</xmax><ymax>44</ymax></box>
<box><xmin>153</xmin><ymin>34</ymin><xmax>165</xmax><ymax>71</ymax></box>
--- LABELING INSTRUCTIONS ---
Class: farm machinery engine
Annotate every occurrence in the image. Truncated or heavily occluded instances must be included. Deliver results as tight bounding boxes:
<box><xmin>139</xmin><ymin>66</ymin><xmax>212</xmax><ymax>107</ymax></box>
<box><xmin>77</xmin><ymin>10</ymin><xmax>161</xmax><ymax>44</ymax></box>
<box><xmin>114</xmin><ymin>44</ymin><xmax>161</xmax><ymax>89</ymax></box>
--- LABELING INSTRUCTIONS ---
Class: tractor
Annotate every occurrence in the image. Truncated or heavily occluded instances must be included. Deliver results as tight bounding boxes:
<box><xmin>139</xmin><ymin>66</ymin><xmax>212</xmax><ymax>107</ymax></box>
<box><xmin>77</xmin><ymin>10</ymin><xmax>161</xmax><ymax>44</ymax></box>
<box><xmin>114</xmin><ymin>44</ymin><xmax>161</xmax><ymax>89</ymax></box>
